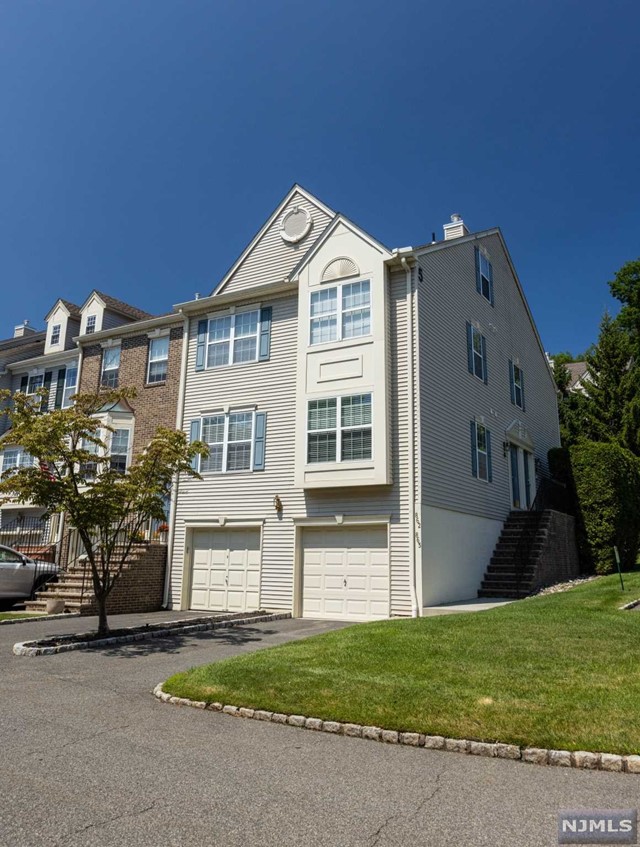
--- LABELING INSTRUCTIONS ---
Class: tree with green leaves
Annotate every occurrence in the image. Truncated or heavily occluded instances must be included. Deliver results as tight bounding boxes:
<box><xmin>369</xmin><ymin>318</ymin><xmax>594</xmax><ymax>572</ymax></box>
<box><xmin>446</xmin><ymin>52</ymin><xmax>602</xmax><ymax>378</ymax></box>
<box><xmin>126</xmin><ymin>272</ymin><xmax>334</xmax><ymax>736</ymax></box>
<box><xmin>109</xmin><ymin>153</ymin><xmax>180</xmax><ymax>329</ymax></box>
<box><xmin>609</xmin><ymin>257</ymin><xmax>640</xmax><ymax>352</ymax></box>
<box><xmin>0</xmin><ymin>387</ymin><xmax>207</xmax><ymax>636</ymax></box>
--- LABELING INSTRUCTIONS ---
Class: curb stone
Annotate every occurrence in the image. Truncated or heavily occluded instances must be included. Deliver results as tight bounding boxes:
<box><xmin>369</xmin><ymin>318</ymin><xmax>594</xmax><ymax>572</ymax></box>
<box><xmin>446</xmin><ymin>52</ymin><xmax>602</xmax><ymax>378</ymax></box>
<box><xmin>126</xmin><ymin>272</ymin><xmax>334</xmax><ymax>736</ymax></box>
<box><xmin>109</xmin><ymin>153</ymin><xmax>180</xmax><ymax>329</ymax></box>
<box><xmin>620</xmin><ymin>598</ymin><xmax>640</xmax><ymax>611</ymax></box>
<box><xmin>12</xmin><ymin>612</ymin><xmax>291</xmax><ymax>656</ymax></box>
<box><xmin>152</xmin><ymin>683</ymin><xmax>640</xmax><ymax>775</ymax></box>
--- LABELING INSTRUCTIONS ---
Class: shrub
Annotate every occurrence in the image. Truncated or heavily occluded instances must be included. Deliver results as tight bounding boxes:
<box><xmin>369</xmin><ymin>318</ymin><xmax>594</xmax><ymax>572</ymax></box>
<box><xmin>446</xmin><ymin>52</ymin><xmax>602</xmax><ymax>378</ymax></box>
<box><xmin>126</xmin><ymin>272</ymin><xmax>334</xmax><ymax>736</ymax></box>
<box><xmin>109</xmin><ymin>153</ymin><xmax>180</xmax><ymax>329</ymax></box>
<box><xmin>549</xmin><ymin>441</ymin><xmax>640</xmax><ymax>574</ymax></box>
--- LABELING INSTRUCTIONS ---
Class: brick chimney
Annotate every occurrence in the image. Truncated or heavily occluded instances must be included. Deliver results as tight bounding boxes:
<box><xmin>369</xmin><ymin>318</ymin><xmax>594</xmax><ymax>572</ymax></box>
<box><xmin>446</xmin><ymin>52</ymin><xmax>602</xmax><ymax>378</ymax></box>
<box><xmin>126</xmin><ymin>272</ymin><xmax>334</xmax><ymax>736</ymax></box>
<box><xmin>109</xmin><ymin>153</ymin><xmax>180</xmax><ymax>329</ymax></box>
<box><xmin>443</xmin><ymin>213</ymin><xmax>469</xmax><ymax>241</ymax></box>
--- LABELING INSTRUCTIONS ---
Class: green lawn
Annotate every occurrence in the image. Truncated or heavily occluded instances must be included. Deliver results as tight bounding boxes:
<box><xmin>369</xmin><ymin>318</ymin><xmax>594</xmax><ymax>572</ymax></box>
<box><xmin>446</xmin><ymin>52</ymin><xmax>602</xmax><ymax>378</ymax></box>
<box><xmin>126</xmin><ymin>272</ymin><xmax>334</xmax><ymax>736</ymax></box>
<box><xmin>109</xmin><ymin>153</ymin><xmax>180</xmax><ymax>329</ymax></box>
<box><xmin>0</xmin><ymin>612</ymin><xmax>43</xmax><ymax>622</ymax></box>
<box><xmin>164</xmin><ymin>573</ymin><xmax>640</xmax><ymax>754</ymax></box>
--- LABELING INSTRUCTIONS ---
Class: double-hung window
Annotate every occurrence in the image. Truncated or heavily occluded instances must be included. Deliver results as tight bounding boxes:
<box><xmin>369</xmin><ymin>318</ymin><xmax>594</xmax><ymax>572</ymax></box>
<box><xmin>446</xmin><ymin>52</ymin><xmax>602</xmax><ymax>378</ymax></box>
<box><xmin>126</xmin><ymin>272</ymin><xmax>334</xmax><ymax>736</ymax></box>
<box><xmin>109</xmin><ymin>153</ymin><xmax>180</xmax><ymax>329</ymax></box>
<box><xmin>198</xmin><ymin>410</ymin><xmax>265</xmax><ymax>473</ymax></box>
<box><xmin>50</xmin><ymin>324</ymin><xmax>61</xmax><ymax>346</ymax></box>
<box><xmin>470</xmin><ymin>420</ymin><xmax>492</xmax><ymax>482</ymax></box>
<box><xmin>310</xmin><ymin>280</ymin><xmax>371</xmax><ymax>345</ymax></box>
<box><xmin>86</xmin><ymin>315</ymin><xmax>96</xmax><ymax>334</ymax></box>
<box><xmin>509</xmin><ymin>360</ymin><xmax>525</xmax><ymax>410</ymax></box>
<box><xmin>27</xmin><ymin>374</ymin><xmax>44</xmax><ymax>395</ymax></box>
<box><xmin>466</xmin><ymin>323</ymin><xmax>488</xmax><ymax>383</ymax></box>
<box><xmin>101</xmin><ymin>345</ymin><xmax>121</xmax><ymax>388</ymax></box>
<box><xmin>207</xmin><ymin>310</ymin><xmax>259</xmax><ymax>367</ymax></box>
<box><xmin>62</xmin><ymin>365</ymin><xmax>78</xmax><ymax>408</ymax></box>
<box><xmin>147</xmin><ymin>336</ymin><xmax>169</xmax><ymax>383</ymax></box>
<box><xmin>307</xmin><ymin>393</ymin><xmax>372</xmax><ymax>463</ymax></box>
<box><xmin>109</xmin><ymin>429</ymin><xmax>130</xmax><ymax>474</ymax></box>
<box><xmin>1</xmin><ymin>448</ymin><xmax>33</xmax><ymax>477</ymax></box>
<box><xmin>475</xmin><ymin>247</ymin><xmax>494</xmax><ymax>304</ymax></box>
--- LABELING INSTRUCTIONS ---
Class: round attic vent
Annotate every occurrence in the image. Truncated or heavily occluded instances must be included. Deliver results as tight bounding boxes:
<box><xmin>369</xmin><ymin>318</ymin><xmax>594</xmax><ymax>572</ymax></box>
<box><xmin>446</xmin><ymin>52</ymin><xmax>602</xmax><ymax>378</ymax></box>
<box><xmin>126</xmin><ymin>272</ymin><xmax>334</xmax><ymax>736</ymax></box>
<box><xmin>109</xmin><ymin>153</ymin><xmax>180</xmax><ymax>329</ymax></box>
<box><xmin>321</xmin><ymin>257</ymin><xmax>360</xmax><ymax>282</ymax></box>
<box><xmin>280</xmin><ymin>206</ymin><xmax>312</xmax><ymax>243</ymax></box>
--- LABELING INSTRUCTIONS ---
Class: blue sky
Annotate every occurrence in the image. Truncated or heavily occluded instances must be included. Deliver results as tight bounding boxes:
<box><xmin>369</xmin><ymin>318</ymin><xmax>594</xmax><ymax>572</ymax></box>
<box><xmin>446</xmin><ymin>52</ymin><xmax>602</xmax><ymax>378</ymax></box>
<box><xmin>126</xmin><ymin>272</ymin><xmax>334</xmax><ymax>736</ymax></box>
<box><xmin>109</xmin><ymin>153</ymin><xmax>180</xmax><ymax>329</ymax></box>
<box><xmin>1</xmin><ymin>0</ymin><xmax>638</xmax><ymax>354</ymax></box>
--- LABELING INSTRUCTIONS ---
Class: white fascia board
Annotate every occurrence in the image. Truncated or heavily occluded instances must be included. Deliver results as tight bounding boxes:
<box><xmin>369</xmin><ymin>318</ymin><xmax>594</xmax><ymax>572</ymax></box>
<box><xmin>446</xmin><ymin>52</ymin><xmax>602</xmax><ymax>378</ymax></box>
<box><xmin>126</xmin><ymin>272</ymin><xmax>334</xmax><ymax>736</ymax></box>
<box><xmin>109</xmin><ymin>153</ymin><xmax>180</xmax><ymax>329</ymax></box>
<box><xmin>74</xmin><ymin>313</ymin><xmax>179</xmax><ymax>345</ymax></box>
<box><xmin>214</xmin><ymin>184</ymin><xmax>336</xmax><ymax>296</ymax></box>
<box><xmin>44</xmin><ymin>299</ymin><xmax>71</xmax><ymax>322</ymax></box>
<box><xmin>173</xmin><ymin>279</ymin><xmax>298</xmax><ymax>315</ymax></box>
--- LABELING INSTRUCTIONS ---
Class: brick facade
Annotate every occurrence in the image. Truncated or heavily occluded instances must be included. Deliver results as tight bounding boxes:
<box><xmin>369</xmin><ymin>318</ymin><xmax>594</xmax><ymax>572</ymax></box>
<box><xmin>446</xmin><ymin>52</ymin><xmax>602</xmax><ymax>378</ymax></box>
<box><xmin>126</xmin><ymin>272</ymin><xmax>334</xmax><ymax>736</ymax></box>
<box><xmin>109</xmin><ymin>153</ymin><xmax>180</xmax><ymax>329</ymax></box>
<box><xmin>79</xmin><ymin>323</ymin><xmax>183</xmax><ymax>456</ymax></box>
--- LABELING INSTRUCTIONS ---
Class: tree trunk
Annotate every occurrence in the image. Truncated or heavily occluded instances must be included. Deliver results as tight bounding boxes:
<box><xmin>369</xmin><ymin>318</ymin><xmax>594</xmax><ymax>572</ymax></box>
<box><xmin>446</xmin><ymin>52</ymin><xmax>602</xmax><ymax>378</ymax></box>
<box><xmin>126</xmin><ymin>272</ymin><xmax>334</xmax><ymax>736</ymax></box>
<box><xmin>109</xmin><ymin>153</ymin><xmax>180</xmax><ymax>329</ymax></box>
<box><xmin>95</xmin><ymin>592</ymin><xmax>109</xmax><ymax>637</ymax></box>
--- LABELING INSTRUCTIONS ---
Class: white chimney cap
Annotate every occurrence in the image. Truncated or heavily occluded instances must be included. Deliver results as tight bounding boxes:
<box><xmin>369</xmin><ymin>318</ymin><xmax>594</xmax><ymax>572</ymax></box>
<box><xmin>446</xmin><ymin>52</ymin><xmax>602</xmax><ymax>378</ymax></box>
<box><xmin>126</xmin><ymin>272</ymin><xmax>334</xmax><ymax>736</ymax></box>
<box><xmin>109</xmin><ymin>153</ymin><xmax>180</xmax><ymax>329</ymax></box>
<box><xmin>443</xmin><ymin>213</ymin><xmax>470</xmax><ymax>241</ymax></box>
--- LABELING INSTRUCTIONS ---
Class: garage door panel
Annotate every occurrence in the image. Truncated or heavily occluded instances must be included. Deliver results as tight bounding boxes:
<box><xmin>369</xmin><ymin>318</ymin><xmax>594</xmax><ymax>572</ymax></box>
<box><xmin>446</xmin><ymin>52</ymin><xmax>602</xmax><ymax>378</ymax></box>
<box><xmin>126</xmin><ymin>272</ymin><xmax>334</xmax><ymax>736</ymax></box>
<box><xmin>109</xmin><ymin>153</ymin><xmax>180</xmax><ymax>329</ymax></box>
<box><xmin>190</xmin><ymin>528</ymin><xmax>261</xmax><ymax>613</ymax></box>
<box><xmin>302</xmin><ymin>526</ymin><xmax>390</xmax><ymax>621</ymax></box>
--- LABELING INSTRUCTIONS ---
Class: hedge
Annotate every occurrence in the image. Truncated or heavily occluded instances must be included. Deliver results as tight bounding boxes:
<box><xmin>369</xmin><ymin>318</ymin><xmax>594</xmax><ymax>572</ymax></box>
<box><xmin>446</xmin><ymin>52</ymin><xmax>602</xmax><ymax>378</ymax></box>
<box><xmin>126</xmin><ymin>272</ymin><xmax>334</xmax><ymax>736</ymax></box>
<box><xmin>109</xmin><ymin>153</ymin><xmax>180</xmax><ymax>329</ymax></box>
<box><xmin>549</xmin><ymin>441</ymin><xmax>640</xmax><ymax>574</ymax></box>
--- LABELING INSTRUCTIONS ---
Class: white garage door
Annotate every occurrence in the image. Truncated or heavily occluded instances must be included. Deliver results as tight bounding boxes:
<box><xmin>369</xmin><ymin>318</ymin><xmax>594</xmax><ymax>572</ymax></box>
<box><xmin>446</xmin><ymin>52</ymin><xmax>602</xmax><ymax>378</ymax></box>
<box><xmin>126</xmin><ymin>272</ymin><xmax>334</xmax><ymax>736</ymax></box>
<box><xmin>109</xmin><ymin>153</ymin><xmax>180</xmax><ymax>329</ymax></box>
<box><xmin>190</xmin><ymin>528</ymin><xmax>261</xmax><ymax>612</ymax></box>
<box><xmin>302</xmin><ymin>526</ymin><xmax>389</xmax><ymax>621</ymax></box>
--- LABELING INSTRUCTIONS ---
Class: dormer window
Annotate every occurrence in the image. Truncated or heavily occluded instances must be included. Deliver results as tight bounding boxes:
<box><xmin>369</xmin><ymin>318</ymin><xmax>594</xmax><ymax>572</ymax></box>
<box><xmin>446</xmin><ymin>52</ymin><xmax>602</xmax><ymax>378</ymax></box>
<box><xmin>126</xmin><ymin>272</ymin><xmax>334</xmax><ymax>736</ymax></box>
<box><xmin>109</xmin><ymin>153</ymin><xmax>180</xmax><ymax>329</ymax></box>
<box><xmin>310</xmin><ymin>280</ymin><xmax>371</xmax><ymax>345</ymax></box>
<box><xmin>50</xmin><ymin>324</ymin><xmax>61</xmax><ymax>346</ymax></box>
<box><xmin>86</xmin><ymin>315</ymin><xmax>97</xmax><ymax>335</ymax></box>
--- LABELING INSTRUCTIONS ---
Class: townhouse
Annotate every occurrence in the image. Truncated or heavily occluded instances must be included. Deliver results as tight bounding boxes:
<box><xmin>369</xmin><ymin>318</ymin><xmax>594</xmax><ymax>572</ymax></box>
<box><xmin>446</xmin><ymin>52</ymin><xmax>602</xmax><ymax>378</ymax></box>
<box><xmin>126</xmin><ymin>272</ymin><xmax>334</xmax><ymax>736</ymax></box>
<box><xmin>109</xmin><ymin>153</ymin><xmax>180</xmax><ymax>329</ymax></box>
<box><xmin>165</xmin><ymin>186</ymin><xmax>561</xmax><ymax>621</ymax></box>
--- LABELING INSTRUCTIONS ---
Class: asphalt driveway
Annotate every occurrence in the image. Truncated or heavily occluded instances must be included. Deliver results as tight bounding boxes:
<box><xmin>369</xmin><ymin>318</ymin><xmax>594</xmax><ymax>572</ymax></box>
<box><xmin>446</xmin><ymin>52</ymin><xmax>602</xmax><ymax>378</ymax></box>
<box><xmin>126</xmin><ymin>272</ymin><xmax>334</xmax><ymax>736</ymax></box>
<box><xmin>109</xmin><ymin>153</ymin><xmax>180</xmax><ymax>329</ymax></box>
<box><xmin>0</xmin><ymin>612</ymin><xmax>636</xmax><ymax>847</ymax></box>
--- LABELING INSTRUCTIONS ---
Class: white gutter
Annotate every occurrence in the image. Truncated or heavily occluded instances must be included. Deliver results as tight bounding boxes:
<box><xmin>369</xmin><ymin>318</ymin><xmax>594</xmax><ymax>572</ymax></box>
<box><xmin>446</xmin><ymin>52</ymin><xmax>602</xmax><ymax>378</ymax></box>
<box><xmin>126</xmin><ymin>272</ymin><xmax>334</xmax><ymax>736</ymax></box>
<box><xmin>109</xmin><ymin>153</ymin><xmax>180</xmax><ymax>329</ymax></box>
<box><xmin>162</xmin><ymin>309</ymin><xmax>190</xmax><ymax>609</ymax></box>
<box><xmin>399</xmin><ymin>253</ymin><xmax>420</xmax><ymax>618</ymax></box>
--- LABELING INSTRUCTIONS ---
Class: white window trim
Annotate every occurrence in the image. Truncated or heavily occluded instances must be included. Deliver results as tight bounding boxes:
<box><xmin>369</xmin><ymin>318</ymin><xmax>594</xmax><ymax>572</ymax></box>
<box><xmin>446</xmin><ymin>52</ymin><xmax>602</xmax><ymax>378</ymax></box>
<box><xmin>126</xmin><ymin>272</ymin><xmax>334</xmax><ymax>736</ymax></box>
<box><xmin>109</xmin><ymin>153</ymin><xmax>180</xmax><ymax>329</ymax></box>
<box><xmin>101</xmin><ymin>344</ymin><xmax>121</xmax><ymax>386</ymax></box>
<box><xmin>475</xmin><ymin>422</ymin><xmax>489</xmax><ymax>483</ymax></box>
<box><xmin>308</xmin><ymin>279</ymin><xmax>372</xmax><ymax>347</ymax></box>
<box><xmin>205</xmin><ymin>307</ymin><xmax>261</xmax><ymax>370</ymax></box>
<box><xmin>479</xmin><ymin>253</ymin><xmax>492</xmax><ymax>301</ymax></box>
<box><xmin>62</xmin><ymin>364</ymin><xmax>78</xmax><ymax>408</ymax></box>
<box><xmin>306</xmin><ymin>393</ymin><xmax>373</xmax><ymax>464</ymax></box>
<box><xmin>199</xmin><ymin>410</ymin><xmax>256</xmax><ymax>475</ymax></box>
<box><xmin>0</xmin><ymin>447</ymin><xmax>34</xmax><ymax>476</ymax></box>
<box><xmin>513</xmin><ymin>364</ymin><xmax>524</xmax><ymax>409</ymax></box>
<box><xmin>50</xmin><ymin>324</ymin><xmax>61</xmax><ymax>346</ymax></box>
<box><xmin>470</xmin><ymin>326</ymin><xmax>485</xmax><ymax>381</ymax></box>
<box><xmin>109</xmin><ymin>428</ymin><xmax>132</xmax><ymax>473</ymax></box>
<box><xmin>85</xmin><ymin>314</ymin><xmax>97</xmax><ymax>334</ymax></box>
<box><xmin>147</xmin><ymin>336</ymin><xmax>169</xmax><ymax>384</ymax></box>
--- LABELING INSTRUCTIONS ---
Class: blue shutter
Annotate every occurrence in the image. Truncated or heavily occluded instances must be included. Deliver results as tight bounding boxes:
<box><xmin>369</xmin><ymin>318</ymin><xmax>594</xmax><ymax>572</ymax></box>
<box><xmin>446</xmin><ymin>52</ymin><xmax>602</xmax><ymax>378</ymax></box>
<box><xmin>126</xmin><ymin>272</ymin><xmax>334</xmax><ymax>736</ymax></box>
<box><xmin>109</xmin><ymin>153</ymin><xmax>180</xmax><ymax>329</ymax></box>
<box><xmin>195</xmin><ymin>320</ymin><xmax>208</xmax><ymax>371</ymax></box>
<box><xmin>481</xmin><ymin>335</ymin><xmax>488</xmax><ymax>384</ymax></box>
<box><xmin>20</xmin><ymin>375</ymin><xmax>28</xmax><ymax>392</ymax></box>
<box><xmin>474</xmin><ymin>246</ymin><xmax>481</xmax><ymax>294</ymax></box>
<box><xmin>509</xmin><ymin>360</ymin><xmax>515</xmax><ymax>405</ymax></box>
<box><xmin>470</xmin><ymin>420</ymin><xmax>478</xmax><ymax>478</ymax></box>
<box><xmin>258</xmin><ymin>307</ymin><xmax>272</xmax><ymax>361</ymax></box>
<box><xmin>520</xmin><ymin>369</ymin><xmax>526</xmax><ymax>412</ymax></box>
<box><xmin>488</xmin><ymin>260</ymin><xmax>495</xmax><ymax>306</ymax></box>
<box><xmin>466</xmin><ymin>323</ymin><xmax>474</xmax><ymax>374</ymax></box>
<box><xmin>41</xmin><ymin>371</ymin><xmax>53</xmax><ymax>412</ymax></box>
<box><xmin>54</xmin><ymin>368</ymin><xmax>66</xmax><ymax>409</ymax></box>
<box><xmin>253</xmin><ymin>412</ymin><xmax>266</xmax><ymax>471</ymax></box>
<box><xmin>487</xmin><ymin>430</ymin><xmax>493</xmax><ymax>482</ymax></box>
<box><xmin>189</xmin><ymin>419</ymin><xmax>201</xmax><ymax>470</ymax></box>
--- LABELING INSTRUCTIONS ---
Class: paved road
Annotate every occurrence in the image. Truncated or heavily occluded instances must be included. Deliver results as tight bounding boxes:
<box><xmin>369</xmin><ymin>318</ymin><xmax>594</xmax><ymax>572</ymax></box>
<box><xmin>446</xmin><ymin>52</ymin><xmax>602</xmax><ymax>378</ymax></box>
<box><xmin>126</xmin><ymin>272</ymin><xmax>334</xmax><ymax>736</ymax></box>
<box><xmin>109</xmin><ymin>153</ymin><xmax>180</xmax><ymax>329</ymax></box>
<box><xmin>0</xmin><ymin>613</ymin><xmax>636</xmax><ymax>847</ymax></box>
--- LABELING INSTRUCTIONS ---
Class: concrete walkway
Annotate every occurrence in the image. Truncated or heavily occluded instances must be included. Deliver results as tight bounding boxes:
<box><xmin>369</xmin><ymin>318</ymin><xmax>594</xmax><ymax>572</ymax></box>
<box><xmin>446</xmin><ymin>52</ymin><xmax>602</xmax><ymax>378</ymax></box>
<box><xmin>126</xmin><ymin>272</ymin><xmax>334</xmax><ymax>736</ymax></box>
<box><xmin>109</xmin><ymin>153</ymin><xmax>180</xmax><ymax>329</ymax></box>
<box><xmin>423</xmin><ymin>597</ymin><xmax>514</xmax><ymax>616</ymax></box>
<box><xmin>0</xmin><ymin>611</ymin><xmax>635</xmax><ymax>847</ymax></box>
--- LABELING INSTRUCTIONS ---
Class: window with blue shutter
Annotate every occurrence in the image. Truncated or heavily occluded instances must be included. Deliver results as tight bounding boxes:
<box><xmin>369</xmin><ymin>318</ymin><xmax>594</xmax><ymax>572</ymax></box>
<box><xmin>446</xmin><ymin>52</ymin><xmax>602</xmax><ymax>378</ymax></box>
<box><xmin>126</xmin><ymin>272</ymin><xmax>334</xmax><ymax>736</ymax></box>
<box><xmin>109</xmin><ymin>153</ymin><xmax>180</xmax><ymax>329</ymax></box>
<box><xmin>475</xmin><ymin>246</ymin><xmax>494</xmax><ymax>305</ymax></box>
<box><xmin>467</xmin><ymin>324</ymin><xmax>488</xmax><ymax>383</ymax></box>
<box><xmin>253</xmin><ymin>412</ymin><xmax>266</xmax><ymax>470</ymax></box>
<box><xmin>196</xmin><ymin>410</ymin><xmax>265</xmax><ymax>473</ymax></box>
<box><xmin>197</xmin><ymin>307</ymin><xmax>272</xmax><ymax>370</ymax></box>
<box><xmin>54</xmin><ymin>368</ymin><xmax>67</xmax><ymax>409</ymax></box>
<box><xmin>189</xmin><ymin>419</ymin><xmax>201</xmax><ymax>470</ymax></box>
<box><xmin>471</xmin><ymin>420</ymin><xmax>491</xmax><ymax>482</ymax></box>
<box><xmin>510</xmin><ymin>360</ymin><xmax>525</xmax><ymax>409</ymax></box>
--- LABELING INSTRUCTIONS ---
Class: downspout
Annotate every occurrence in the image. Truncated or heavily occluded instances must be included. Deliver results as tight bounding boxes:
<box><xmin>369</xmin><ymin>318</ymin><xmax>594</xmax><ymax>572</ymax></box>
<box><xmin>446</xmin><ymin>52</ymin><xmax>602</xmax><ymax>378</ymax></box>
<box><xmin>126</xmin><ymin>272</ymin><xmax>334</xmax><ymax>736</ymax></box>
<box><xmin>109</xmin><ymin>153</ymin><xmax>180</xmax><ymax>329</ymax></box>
<box><xmin>400</xmin><ymin>255</ymin><xmax>420</xmax><ymax>618</ymax></box>
<box><xmin>162</xmin><ymin>310</ymin><xmax>190</xmax><ymax>609</ymax></box>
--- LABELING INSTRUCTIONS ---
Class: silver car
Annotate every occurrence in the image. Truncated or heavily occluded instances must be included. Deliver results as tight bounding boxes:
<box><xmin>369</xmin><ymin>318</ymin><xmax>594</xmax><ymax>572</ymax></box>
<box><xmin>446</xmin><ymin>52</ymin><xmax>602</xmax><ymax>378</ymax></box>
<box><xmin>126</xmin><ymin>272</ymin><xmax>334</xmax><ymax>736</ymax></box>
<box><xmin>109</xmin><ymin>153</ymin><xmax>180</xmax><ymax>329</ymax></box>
<box><xmin>0</xmin><ymin>544</ymin><xmax>59</xmax><ymax>608</ymax></box>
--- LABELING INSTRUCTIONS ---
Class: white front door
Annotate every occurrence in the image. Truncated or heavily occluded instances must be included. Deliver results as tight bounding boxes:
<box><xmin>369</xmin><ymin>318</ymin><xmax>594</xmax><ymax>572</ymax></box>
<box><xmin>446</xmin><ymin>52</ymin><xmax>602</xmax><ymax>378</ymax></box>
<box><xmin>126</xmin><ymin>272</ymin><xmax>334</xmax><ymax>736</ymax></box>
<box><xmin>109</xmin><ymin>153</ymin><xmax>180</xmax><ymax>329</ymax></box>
<box><xmin>302</xmin><ymin>525</ymin><xmax>389</xmax><ymax>621</ymax></box>
<box><xmin>190</xmin><ymin>528</ymin><xmax>261</xmax><ymax>612</ymax></box>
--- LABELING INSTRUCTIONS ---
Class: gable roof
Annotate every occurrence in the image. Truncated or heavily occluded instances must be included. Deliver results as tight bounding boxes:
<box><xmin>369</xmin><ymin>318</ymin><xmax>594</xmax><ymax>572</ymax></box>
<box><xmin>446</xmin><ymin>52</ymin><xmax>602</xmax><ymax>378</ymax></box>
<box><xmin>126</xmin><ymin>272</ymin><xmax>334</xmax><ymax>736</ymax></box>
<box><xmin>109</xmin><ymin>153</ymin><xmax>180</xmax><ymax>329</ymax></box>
<box><xmin>214</xmin><ymin>184</ymin><xmax>336</xmax><ymax>296</ymax></box>
<box><xmin>567</xmin><ymin>361</ymin><xmax>588</xmax><ymax>389</ymax></box>
<box><xmin>83</xmin><ymin>290</ymin><xmax>153</xmax><ymax>322</ymax></box>
<box><xmin>288</xmin><ymin>214</ymin><xmax>393</xmax><ymax>282</ymax></box>
<box><xmin>44</xmin><ymin>298</ymin><xmax>82</xmax><ymax>322</ymax></box>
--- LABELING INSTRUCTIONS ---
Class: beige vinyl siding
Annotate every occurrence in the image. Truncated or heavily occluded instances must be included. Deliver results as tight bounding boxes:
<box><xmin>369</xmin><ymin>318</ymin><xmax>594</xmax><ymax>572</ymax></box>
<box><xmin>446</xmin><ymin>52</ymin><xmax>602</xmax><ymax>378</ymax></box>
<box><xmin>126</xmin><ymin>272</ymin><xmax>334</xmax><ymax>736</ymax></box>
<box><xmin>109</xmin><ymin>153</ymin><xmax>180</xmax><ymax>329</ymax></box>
<box><xmin>170</xmin><ymin>272</ymin><xmax>413</xmax><ymax>616</ymax></box>
<box><xmin>218</xmin><ymin>193</ymin><xmax>333</xmax><ymax>296</ymax></box>
<box><xmin>417</xmin><ymin>233</ymin><xmax>560</xmax><ymax>522</ymax></box>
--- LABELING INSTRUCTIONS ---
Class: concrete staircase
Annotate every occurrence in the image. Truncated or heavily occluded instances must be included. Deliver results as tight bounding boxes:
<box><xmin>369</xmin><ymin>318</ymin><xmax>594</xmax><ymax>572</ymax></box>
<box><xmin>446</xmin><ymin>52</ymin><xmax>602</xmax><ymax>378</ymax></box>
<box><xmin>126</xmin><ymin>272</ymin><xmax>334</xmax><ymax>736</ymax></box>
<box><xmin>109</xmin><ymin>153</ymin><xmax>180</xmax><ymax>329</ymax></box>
<box><xmin>478</xmin><ymin>511</ymin><xmax>553</xmax><ymax>599</ymax></box>
<box><xmin>24</xmin><ymin>543</ymin><xmax>161</xmax><ymax>615</ymax></box>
